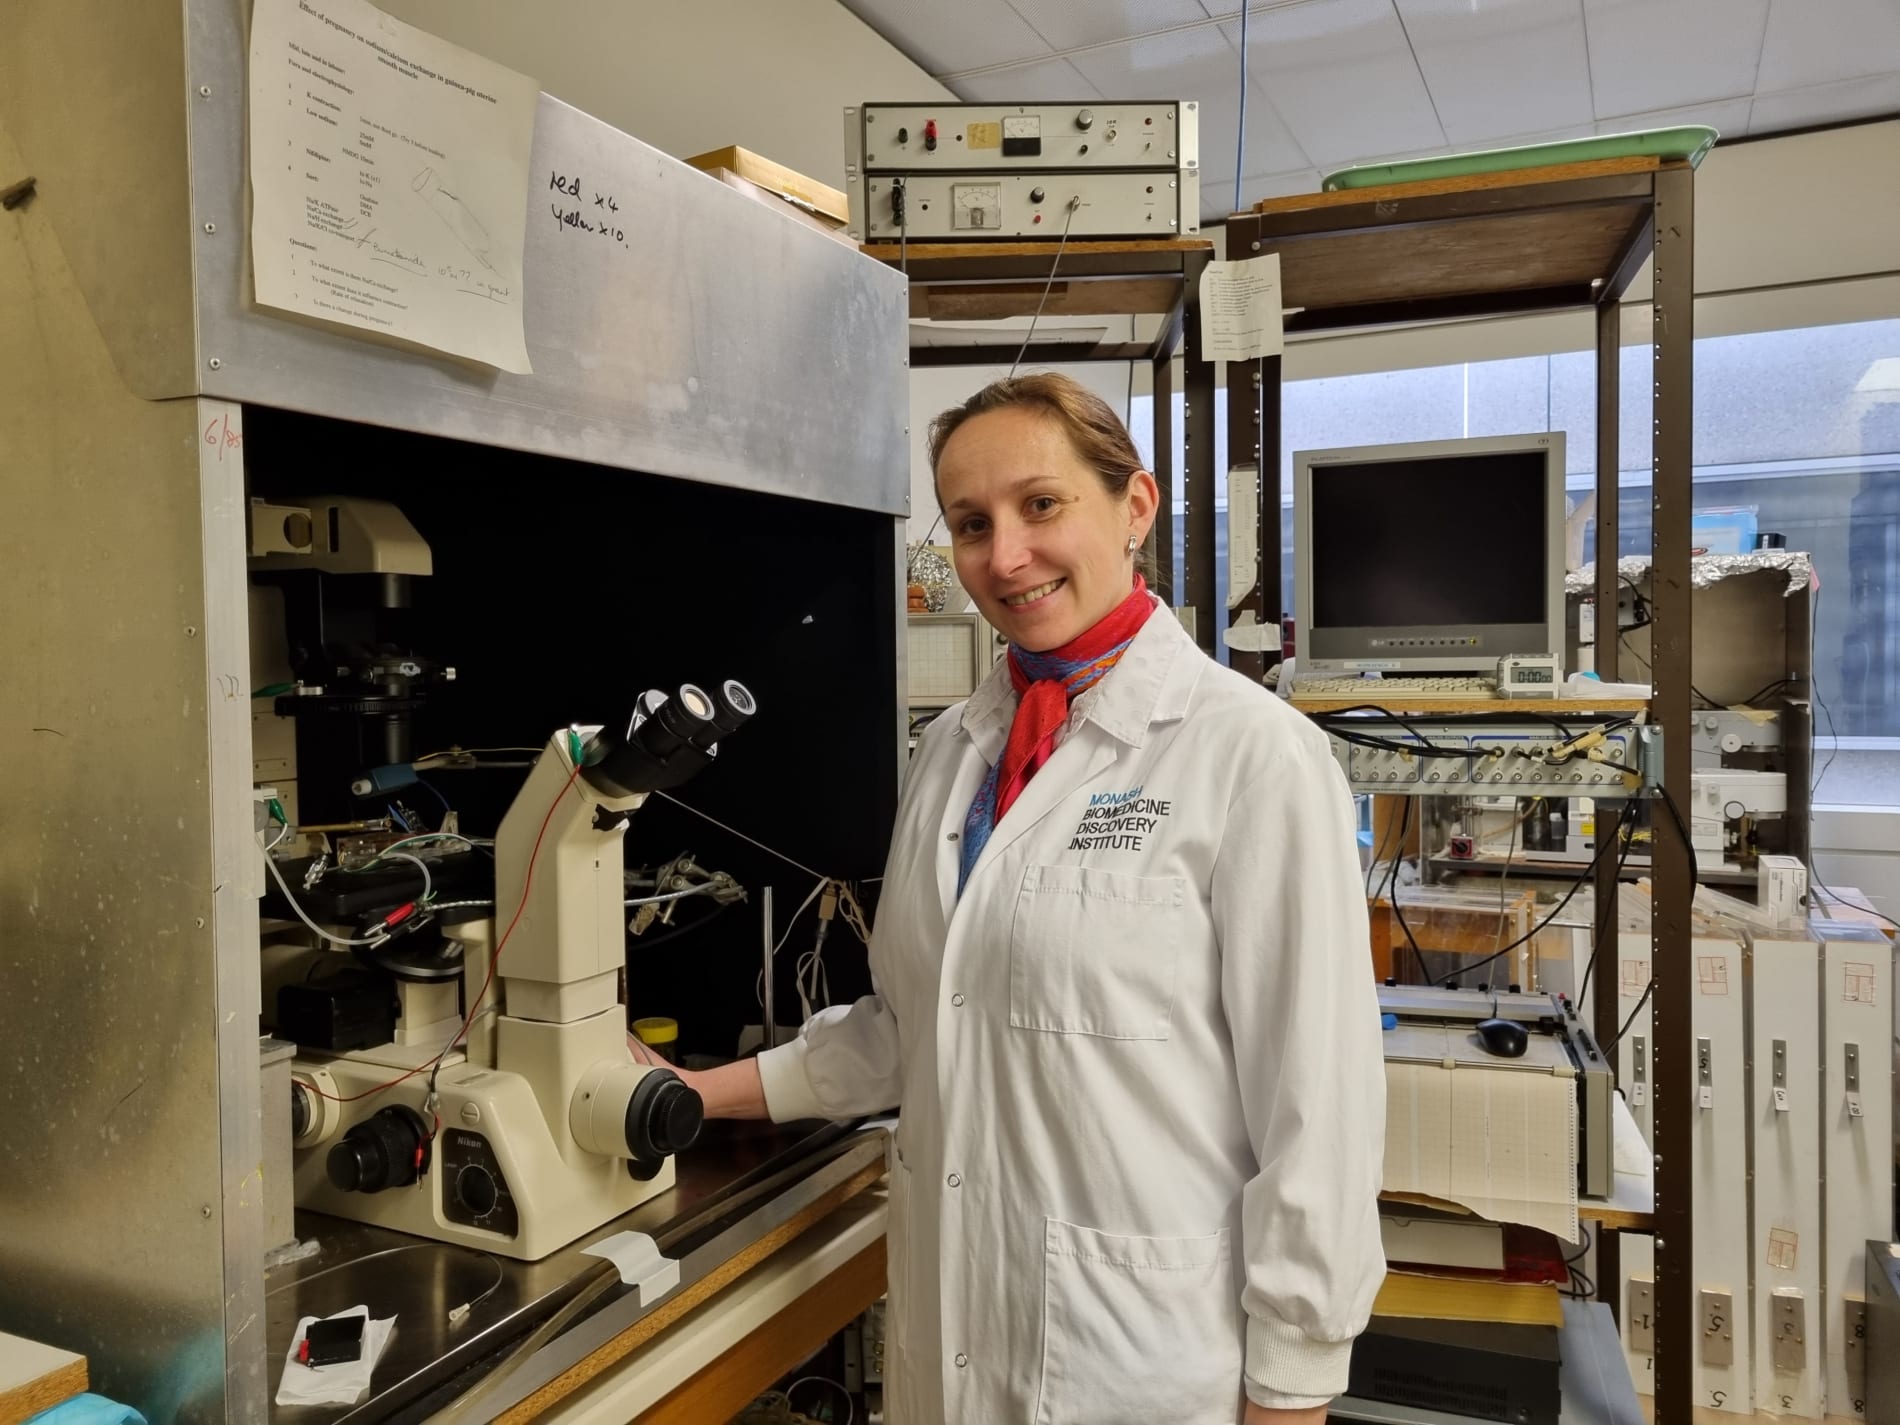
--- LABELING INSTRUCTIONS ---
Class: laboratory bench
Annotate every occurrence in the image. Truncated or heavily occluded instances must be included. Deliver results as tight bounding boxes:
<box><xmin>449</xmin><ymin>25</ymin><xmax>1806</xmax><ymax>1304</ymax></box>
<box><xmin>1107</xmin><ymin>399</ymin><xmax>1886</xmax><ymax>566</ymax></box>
<box><xmin>266</xmin><ymin>1119</ymin><xmax>889</xmax><ymax>1425</ymax></box>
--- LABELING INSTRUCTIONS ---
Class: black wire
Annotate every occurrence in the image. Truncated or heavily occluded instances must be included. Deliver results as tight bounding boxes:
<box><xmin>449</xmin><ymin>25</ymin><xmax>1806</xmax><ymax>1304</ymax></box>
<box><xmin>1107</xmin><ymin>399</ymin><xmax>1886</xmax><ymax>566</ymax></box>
<box><xmin>1606</xmin><ymin>976</ymin><xmax>1655</xmax><ymax>1055</ymax></box>
<box><xmin>1393</xmin><ymin>892</ymin><xmax>1432</xmax><ymax>985</ymax></box>
<box><xmin>1479</xmin><ymin>801</ymin><xmax>1523</xmax><ymax>988</ymax></box>
<box><xmin>1615</xmin><ymin>574</ymin><xmax>1723</xmax><ymax>709</ymax></box>
<box><xmin>1576</xmin><ymin>814</ymin><xmax>1637</xmax><ymax>1010</ymax></box>
<box><xmin>1370</xmin><ymin>798</ymin><xmax>1430</xmax><ymax>983</ymax></box>
<box><xmin>1810</xmin><ymin>873</ymin><xmax>1900</xmax><ymax>933</ymax></box>
<box><xmin>1655</xmin><ymin>783</ymin><xmax>1701</xmax><ymax>895</ymax></box>
<box><xmin>1326</xmin><ymin>729</ymin><xmax>1486</xmax><ymax>760</ymax></box>
<box><xmin>1317</xmin><ymin>710</ymin><xmax>1631</xmax><ymax>764</ymax></box>
<box><xmin>1616</xmin><ymin>631</ymin><xmax>1721</xmax><ymax>709</ymax></box>
<box><xmin>1388</xmin><ymin>802</ymin><xmax>1433</xmax><ymax>984</ymax></box>
<box><xmin>1564</xmin><ymin>1222</ymin><xmax>1595</xmax><ymax>1267</ymax></box>
<box><xmin>1365</xmin><ymin>799</ymin><xmax>1400</xmax><ymax>899</ymax></box>
<box><xmin>629</xmin><ymin>897</ymin><xmax>735</xmax><ymax>950</ymax></box>
<box><xmin>1313</xmin><ymin>704</ymin><xmax>1462</xmax><ymax>750</ymax></box>
<box><xmin>1815</xmin><ymin>649</ymin><xmax>1840</xmax><ymax>793</ymax></box>
<box><xmin>1433</xmin><ymin>815</ymin><xmax>1629</xmax><ymax>982</ymax></box>
<box><xmin>1733</xmin><ymin>676</ymin><xmax>1795</xmax><ymax>708</ymax></box>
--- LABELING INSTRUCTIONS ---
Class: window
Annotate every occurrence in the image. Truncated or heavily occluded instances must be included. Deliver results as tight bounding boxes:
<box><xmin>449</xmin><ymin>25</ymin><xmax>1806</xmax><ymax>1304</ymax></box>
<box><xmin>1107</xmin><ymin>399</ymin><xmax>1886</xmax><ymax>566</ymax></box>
<box><xmin>1134</xmin><ymin>317</ymin><xmax>1900</xmax><ymax>804</ymax></box>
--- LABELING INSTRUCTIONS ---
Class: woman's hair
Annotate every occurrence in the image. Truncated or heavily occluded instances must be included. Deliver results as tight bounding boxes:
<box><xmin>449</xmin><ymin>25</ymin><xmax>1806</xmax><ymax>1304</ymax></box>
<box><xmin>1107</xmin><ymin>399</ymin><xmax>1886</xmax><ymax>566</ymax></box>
<box><xmin>926</xmin><ymin>372</ymin><xmax>1145</xmax><ymax>501</ymax></box>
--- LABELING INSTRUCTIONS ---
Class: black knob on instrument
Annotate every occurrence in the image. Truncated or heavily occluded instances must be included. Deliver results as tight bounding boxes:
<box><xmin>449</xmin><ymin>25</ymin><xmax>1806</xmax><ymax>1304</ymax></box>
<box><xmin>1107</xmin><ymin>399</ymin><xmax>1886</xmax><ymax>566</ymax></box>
<box><xmin>327</xmin><ymin>1105</ymin><xmax>430</xmax><ymax>1193</ymax></box>
<box><xmin>624</xmin><ymin>1069</ymin><xmax>704</xmax><ymax>1161</ymax></box>
<box><xmin>456</xmin><ymin>1163</ymin><xmax>499</xmax><ymax>1217</ymax></box>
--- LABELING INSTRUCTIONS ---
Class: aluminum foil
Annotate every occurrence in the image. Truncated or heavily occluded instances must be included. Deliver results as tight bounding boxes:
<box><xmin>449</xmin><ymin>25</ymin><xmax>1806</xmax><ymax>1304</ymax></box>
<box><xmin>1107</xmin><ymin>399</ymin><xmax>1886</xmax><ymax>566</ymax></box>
<box><xmin>1565</xmin><ymin>550</ymin><xmax>1814</xmax><ymax>598</ymax></box>
<box><xmin>905</xmin><ymin>543</ymin><xmax>954</xmax><ymax>612</ymax></box>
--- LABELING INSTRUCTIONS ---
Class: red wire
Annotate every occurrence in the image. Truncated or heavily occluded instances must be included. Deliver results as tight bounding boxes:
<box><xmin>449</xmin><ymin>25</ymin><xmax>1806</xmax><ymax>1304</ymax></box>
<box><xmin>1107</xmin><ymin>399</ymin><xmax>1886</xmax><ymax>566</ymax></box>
<box><xmin>308</xmin><ymin>760</ymin><xmax>584</xmax><ymax>1104</ymax></box>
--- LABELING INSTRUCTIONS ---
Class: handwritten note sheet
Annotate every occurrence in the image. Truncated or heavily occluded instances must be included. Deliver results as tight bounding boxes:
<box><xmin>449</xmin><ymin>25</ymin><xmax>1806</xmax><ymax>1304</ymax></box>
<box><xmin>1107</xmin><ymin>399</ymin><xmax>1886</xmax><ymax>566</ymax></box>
<box><xmin>249</xmin><ymin>0</ymin><xmax>539</xmax><ymax>372</ymax></box>
<box><xmin>1198</xmin><ymin>254</ymin><xmax>1284</xmax><ymax>363</ymax></box>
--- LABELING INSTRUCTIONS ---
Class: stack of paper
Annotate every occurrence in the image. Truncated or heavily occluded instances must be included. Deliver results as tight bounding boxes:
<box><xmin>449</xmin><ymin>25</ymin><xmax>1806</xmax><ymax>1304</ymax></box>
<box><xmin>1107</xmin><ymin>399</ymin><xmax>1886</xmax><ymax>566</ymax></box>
<box><xmin>1376</xmin><ymin>1203</ymin><xmax>1570</xmax><ymax>1329</ymax></box>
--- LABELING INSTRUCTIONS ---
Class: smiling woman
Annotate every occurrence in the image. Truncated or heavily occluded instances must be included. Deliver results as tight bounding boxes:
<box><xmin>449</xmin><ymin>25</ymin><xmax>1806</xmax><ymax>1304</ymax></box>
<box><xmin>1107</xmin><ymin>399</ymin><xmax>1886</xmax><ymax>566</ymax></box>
<box><xmin>667</xmin><ymin>371</ymin><xmax>1385</xmax><ymax>1425</ymax></box>
<box><xmin>927</xmin><ymin>373</ymin><xmax>1159</xmax><ymax>652</ymax></box>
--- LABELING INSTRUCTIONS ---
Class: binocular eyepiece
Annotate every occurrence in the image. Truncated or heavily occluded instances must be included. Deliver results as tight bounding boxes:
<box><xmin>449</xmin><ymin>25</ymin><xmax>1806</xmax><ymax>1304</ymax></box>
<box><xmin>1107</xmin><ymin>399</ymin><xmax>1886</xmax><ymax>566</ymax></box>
<box><xmin>581</xmin><ymin>679</ymin><xmax>756</xmax><ymax>797</ymax></box>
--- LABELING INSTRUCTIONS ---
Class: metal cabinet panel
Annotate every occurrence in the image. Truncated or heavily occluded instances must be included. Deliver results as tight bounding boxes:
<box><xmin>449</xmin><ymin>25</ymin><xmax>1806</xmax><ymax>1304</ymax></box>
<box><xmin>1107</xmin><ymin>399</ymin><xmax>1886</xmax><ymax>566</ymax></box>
<box><xmin>0</xmin><ymin>188</ymin><xmax>264</xmax><ymax>1419</ymax></box>
<box><xmin>1615</xmin><ymin>932</ymin><xmax>1753</xmax><ymax>1414</ymax></box>
<box><xmin>1750</xmin><ymin>932</ymin><xmax>1826</xmax><ymax>1418</ymax></box>
<box><xmin>1820</xmin><ymin>924</ymin><xmax>1894</xmax><ymax>1420</ymax></box>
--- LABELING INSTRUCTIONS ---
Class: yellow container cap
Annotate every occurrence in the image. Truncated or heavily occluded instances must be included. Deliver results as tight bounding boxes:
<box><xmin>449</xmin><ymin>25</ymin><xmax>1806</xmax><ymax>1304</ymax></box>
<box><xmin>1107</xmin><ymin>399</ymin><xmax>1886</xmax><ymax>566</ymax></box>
<box><xmin>632</xmin><ymin>1016</ymin><xmax>679</xmax><ymax>1045</ymax></box>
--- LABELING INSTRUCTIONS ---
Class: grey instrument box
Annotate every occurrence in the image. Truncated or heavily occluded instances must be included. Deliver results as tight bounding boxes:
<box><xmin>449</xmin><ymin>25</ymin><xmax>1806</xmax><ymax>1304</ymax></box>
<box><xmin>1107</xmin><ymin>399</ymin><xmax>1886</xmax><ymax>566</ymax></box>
<box><xmin>845</xmin><ymin>101</ymin><xmax>1199</xmax><ymax>241</ymax></box>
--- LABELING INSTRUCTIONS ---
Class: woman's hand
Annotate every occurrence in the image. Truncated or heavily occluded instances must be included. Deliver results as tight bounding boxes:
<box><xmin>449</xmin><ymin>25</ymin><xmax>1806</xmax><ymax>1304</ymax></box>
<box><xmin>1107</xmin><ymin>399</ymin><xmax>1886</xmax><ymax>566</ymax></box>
<box><xmin>628</xmin><ymin>1034</ymin><xmax>769</xmax><ymax>1120</ymax></box>
<box><xmin>1243</xmin><ymin>1400</ymin><xmax>1329</xmax><ymax>1425</ymax></box>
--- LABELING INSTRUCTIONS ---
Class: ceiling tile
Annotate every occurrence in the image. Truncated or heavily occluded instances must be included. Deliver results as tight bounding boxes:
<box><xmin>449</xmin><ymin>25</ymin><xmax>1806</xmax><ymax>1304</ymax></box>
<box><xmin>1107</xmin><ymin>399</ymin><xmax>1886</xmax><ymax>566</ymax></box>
<box><xmin>1397</xmin><ymin>0</ymin><xmax>1595</xmax><ymax>144</ymax></box>
<box><xmin>1227</xmin><ymin>0</ymin><xmax>1445</xmax><ymax>167</ymax></box>
<box><xmin>1243</xmin><ymin>85</ymin><xmax>1315</xmax><ymax>174</ymax></box>
<box><xmin>1005</xmin><ymin>0</ymin><xmax>1211</xmax><ymax>52</ymax></box>
<box><xmin>1066</xmin><ymin>21</ymin><xmax>1238</xmax><ymax>94</ymax></box>
<box><xmin>1583</xmin><ymin>0</ymin><xmax>1769</xmax><ymax>119</ymax></box>
<box><xmin>1200</xmin><ymin>123</ymin><xmax>1244</xmax><ymax>196</ymax></box>
<box><xmin>1750</xmin><ymin>71</ymin><xmax>1900</xmax><ymax>135</ymax></box>
<box><xmin>836</xmin><ymin>0</ymin><xmax>1053</xmax><ymax>76</ymax></box>
<box><xmin>1595</xmin><ymin>97</ymin><xmax>1754</xmax><ymax>141</ymax></box>
<box><xmin>949</xmin><ymin>58</ymin><xmax>1104</xmax><ymax>104</ymax></box>
<box><xmin>1757</xmin><ymin>0</ymin><xmax>1900</xmax><ymax>90</ymax></box>
<box><xmin>1066</xmin><ymin>26</ymin><xmax>1312</xmax><ymax>180</ymax></box>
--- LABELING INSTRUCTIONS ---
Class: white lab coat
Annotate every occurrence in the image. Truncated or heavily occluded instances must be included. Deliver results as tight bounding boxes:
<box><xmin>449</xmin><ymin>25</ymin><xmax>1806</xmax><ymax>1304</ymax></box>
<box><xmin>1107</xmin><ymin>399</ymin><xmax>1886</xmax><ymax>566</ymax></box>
<box><xmin>759</xmin><ymin>607</ymin><xmax>1386</xmax><ymax>1424</ymax></box>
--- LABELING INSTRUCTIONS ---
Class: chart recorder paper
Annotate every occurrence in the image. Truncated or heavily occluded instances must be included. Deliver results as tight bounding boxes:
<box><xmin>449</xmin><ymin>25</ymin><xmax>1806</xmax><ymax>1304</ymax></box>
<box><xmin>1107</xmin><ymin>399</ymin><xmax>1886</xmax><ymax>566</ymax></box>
<box><xmin>1381</xmin><ymin>1023</ymin><xmax>1581</xmax><ymax>1244</ymax></box>
<box><xmin>249</xmin><ymin>0</ymin><xmax>539</xmax><ymax>372</ymax></box>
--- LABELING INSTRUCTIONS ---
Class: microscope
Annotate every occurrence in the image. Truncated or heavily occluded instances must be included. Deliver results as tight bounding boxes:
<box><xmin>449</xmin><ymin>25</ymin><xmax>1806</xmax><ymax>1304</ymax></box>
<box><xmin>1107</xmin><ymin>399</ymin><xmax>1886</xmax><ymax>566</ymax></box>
<box><xmin>256</xmin><ymin>496</ymin><xmax>757</xmax><ymax>1259</ymax></box>
<box><xmin>285</xmin><ymin>683</ymin><xmax>754</xmax><ymax>1259</ymax></box>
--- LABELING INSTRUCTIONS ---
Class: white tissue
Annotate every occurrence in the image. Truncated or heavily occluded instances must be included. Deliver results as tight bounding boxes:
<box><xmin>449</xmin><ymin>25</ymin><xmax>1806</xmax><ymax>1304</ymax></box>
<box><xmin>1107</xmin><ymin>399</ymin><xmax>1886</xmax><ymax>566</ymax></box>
<box><xmin>274</xmin><ymin>1305</ymin><xmax>396</xmax><ymax>1408</ymax></box>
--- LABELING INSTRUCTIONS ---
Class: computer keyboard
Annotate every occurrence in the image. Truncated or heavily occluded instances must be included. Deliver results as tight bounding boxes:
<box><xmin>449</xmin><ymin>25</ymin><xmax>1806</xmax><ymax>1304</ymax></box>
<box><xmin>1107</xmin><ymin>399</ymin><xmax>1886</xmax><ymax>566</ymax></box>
<box><xmin>1290</xmin><ymin>674</ymin><xmax>1500</xmax><ymax>701</ymax></box>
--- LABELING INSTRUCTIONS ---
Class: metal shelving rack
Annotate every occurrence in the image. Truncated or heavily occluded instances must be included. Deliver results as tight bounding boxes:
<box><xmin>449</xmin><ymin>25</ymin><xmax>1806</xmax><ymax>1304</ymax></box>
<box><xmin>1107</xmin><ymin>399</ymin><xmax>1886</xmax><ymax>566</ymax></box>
<box><xmin>1221</xmin><ymin>154</ymin><xmax>1701</xmax><ymax>1422</ymax></box>
<box><xmin>861</xmin><ymin>236</ymin><xmax>1223</xmax><ymax>651</ymax></box>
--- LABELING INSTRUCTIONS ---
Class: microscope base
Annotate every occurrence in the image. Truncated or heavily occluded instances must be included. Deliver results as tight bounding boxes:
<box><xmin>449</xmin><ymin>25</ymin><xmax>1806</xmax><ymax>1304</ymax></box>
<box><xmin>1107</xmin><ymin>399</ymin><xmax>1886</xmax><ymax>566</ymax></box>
<box><xmin>292</xmin><ymin>1048</ymin><xmax>675</xmax><ymax>1261</ymax></box>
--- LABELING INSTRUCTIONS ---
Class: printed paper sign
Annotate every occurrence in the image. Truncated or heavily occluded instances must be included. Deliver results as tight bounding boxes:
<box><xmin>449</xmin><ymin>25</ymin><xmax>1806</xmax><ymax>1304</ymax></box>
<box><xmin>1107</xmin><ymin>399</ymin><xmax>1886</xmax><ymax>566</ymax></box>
<box><xmin>249</xmin><ymin>0</ymin><xmax>538</xmax><ymax>372</ymax></box>
<box><xmin>1198</xmin><ymin>254</ymin><xmax>1284</xmax><ymax>362</ymax></box>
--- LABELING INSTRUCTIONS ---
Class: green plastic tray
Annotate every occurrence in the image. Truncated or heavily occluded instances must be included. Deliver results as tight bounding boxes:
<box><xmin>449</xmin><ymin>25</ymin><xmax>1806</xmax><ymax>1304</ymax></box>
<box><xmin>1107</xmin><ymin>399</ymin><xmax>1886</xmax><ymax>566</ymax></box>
<box><xmin>1320</xmin><ymin>126</ymin><xmax>1719</xmax><ymax>192</ymax></box>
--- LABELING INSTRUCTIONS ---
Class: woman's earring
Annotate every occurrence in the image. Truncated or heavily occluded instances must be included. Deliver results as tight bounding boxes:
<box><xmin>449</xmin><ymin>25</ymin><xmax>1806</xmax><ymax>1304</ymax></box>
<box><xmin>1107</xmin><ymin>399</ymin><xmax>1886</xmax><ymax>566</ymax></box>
<box><xmin>1126</xmin><ymin>535</ymin><xmax>1139</xmax><ymax>555</ymax></box>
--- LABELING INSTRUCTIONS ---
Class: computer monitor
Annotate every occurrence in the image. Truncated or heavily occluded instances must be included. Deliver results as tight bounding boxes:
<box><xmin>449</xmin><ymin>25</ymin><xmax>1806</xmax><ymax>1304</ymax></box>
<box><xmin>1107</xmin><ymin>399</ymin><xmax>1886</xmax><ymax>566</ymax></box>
<box><xmin>1293</xmin><ymin>432</ymin><xmax>1565</xmax><ymax>675</ymax></box>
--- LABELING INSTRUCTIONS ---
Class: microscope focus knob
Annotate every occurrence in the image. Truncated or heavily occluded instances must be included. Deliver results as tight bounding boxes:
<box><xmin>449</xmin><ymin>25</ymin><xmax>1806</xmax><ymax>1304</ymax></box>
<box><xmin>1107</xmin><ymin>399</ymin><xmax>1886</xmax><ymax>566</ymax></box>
<box><xmin>627</xmin><ymin>1071</ymin><xmax>704</xmax><ymax>1160</ymax></box>
<box><xmin>327</xmin><ymin>1105</ymin><xmax>431</xmax><ymax>1194</ymax></box>
<box><xmin>455</xmin><ymin>1163</ymin><xmax>499</xmax><ymax>1218</ymax></box>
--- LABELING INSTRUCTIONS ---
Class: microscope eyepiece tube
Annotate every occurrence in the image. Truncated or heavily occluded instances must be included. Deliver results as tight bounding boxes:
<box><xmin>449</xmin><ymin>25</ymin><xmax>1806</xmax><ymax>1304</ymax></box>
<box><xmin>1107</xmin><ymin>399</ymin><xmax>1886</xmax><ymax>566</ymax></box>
<box><xmin>632</xmin><ymin>684</ymin><xmax>714</xmax><ymax>760</ymax></box>
<box><xmin>705</xmin><ymin>680</ymin><xmax>756</xmax><ymax>738</ymax></box>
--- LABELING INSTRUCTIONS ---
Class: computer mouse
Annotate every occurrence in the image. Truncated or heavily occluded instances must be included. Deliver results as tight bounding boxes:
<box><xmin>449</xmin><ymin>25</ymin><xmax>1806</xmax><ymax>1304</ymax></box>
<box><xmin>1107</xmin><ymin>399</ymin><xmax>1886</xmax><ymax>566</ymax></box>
<box><xmin>1475</xmin><ymin>1017</ymin><xmax>1528</xmax><ymax>1058</ymax></box>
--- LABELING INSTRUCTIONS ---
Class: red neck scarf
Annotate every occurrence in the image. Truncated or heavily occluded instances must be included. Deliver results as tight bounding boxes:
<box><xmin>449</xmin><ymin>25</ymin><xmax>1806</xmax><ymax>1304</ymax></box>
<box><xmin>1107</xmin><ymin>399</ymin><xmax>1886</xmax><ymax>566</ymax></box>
<box><xmin>993</xmin><ymin>576</ymin><xmax>1155</xmax><ymax>821</ymax></box>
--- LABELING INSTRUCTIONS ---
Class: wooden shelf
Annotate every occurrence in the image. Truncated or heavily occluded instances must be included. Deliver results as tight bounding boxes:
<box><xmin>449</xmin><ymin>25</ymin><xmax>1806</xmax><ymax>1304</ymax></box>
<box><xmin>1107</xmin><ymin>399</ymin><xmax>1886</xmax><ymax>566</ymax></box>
<box><xmin>862</xmin><ymin>237</ymin><xmax>1217</xmax><ymax>365</ymax></box>
<box><xmin>1245</xmin><ymin>156</ymin><xmax>1676</xmax><ymax>333</ymax></box>
<box><xmin>860</xmin><ymin>235</ymin><xmax>1211</xmax><ymax>275</ymax></box>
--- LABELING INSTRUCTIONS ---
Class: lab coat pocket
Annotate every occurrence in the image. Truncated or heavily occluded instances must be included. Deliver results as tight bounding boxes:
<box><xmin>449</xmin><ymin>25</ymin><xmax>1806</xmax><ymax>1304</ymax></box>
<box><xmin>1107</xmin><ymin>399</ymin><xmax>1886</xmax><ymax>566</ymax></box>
<box><xmin>1036</xmin><ymin>1218</ymin><xmax>1241</xmax><ymax>1425</ymax></box>
<box><xmin>1010</xmin><ymin>864</ymin><xmax>1185</xmax><ymax>1039</ymax></box>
